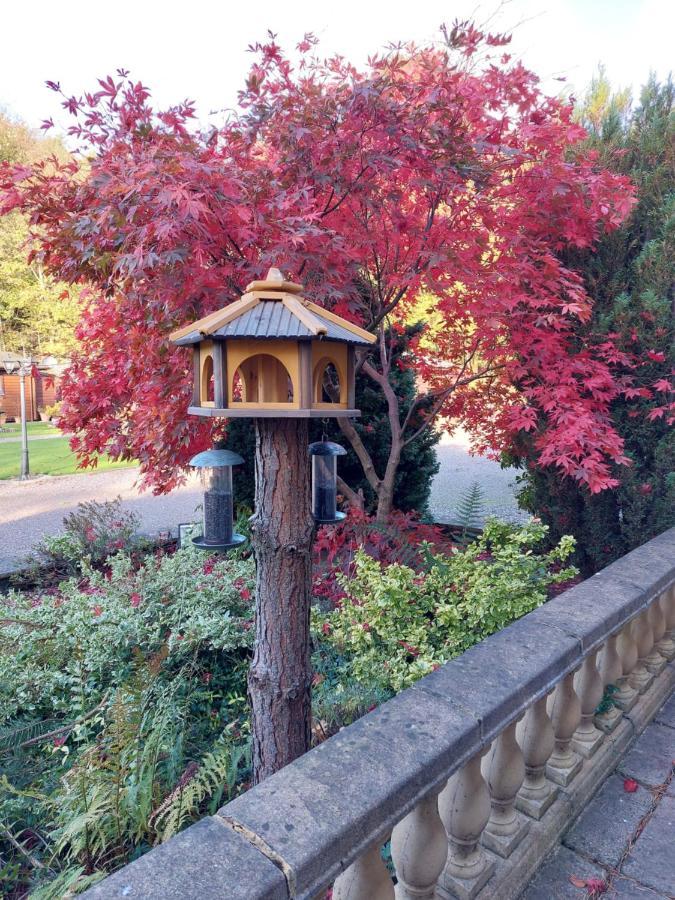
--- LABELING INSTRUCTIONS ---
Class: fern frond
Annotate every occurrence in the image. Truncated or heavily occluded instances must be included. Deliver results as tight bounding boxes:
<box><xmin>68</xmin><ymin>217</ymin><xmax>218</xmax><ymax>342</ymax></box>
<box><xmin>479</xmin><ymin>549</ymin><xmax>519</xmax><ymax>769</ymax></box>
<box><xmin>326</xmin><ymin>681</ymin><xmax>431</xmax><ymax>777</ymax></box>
<box><xmin>0</xmin><ymin>719</ymin><xmax>61</xmax><ymax>753</ymax></box>
<box><xmin>455</xmin><ymin>481</ymin><xmax>485</xmax><ymax>540</ymax></box>
<box><xmin>27</xmin><ymin>864</ymin><xmax>106</xmax><ymax>900</ymax></box>
<box><xmin>152</xmin><ymin>738</ymin><xmax>248</xmax><ymax>843</ymax></box>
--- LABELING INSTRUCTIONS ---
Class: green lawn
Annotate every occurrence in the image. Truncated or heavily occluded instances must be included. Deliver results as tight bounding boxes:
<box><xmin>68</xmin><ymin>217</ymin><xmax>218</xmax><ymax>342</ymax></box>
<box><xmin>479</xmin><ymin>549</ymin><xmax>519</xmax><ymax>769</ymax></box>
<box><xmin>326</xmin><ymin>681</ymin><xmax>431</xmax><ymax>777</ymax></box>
<box><xmin>0</xmin><ymin>437</ymin><xmax>136</xmax><ymax>479</ymax></box>
<box><xmin>0</xmin><ymin>421</ymin><xmax>60</xmax><ymax>437</ymax></box>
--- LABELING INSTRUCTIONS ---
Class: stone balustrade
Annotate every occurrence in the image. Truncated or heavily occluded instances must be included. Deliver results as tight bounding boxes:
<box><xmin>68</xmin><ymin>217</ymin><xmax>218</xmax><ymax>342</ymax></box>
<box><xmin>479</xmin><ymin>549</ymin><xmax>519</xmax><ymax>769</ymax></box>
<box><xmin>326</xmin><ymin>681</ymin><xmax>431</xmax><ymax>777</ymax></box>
<box><xmin>84</xmin><ymin>528</ymin><xmax>675</xmax><ymax>900</ymax></box>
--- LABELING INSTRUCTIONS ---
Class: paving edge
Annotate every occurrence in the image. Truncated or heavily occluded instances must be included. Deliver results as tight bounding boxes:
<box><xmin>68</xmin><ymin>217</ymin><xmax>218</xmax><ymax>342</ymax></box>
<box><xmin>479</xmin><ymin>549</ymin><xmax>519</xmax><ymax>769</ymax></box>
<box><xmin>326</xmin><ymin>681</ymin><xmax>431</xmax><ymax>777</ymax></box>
<box><xmin>474</xmin><ymin>663</ymin><xmax>675</xmax><ymax>900</ymax></box>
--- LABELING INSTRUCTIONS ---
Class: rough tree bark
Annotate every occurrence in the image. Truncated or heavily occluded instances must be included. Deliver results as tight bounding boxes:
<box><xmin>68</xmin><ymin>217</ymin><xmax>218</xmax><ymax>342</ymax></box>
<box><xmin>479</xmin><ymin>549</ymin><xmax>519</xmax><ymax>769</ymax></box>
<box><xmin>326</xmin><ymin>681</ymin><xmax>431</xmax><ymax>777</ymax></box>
<box><xmin>248</xmin><ymin>417</ymin><xmax>315</xmax><ymax>783</ymax></box>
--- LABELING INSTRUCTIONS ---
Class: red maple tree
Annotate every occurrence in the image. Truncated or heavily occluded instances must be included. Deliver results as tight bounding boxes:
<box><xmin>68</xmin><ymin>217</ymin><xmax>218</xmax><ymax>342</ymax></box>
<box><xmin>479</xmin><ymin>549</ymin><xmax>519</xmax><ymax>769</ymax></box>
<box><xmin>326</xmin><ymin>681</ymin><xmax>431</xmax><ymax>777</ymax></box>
<box><xmin>0</xmin><ymin>24</ymin><xmax>638</xmax><ymax>511</ymax></box>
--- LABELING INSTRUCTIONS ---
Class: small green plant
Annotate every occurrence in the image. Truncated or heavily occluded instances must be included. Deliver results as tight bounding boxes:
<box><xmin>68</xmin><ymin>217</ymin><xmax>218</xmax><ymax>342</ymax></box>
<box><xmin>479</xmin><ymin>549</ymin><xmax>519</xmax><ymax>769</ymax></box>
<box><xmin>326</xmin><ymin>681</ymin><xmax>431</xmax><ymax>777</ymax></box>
<box><xmin>43</xmin><ymin>402</ymin><xmax>62</xmax><ymax>420</ymax></box>
<box><xmin>596</xmin><ymin>683</ymin><xmax>619</xmax><ymax>715</ymax></box>
<box><xmin>28</xmin><ymin>498</ymin><xmax>143</xmax><ymax>578</ymax></box>
<box><xmin>454</xmin><ymin>480</ymin><xmax>486</xmax><ymax>544</ymax></box>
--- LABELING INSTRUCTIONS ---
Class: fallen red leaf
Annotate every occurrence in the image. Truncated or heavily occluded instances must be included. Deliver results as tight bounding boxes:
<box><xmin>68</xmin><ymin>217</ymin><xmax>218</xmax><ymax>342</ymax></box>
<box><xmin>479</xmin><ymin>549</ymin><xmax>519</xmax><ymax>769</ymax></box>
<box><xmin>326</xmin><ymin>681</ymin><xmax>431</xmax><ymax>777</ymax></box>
<box><xmin>586</xmin><ymin>877</ymin><xmax>608</xmax><ymax>897</ymax></box>
<box><xmin>623</xmin><ymin>778</ymin><xmax>639</xmax><ymax>793</ymax></box>
<box><xmin>568</xmin><ymin>875</ymin><xmax>608</xmax><ymax>896</ymax></box>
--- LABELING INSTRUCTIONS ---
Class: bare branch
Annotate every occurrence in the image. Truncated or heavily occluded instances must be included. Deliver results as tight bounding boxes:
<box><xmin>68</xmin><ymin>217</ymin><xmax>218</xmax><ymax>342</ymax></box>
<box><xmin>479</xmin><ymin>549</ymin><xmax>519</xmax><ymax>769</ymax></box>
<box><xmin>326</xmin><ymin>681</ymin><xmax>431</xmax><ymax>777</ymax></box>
<box><xmin>20</xmin><ymin>694</ymin><xmax>108</xmax><ymax>749</ymax></box>
<box><xmin>1</xmin><ymin>828</ymin><xmax>48</xmax><ymax>871</ymax></box>
<box><xmin>402</xmin><ymin>367</ymin><xmax>504</xmax><ymax>447</ymax></box>
<box><xmin>337</xmin><ymin>416</ymin><xmax>382</xmax><ymax>492</ymax></box>
<box><xmin>337</xmin><ymin>475</ymin><xmax>364</xmax><ymax>511</ymax></box>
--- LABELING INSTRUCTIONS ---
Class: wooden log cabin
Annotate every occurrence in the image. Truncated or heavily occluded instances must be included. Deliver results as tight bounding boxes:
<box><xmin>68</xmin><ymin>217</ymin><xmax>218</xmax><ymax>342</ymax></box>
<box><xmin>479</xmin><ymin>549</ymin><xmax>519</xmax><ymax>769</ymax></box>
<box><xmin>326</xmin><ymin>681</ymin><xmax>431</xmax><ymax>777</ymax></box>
<box><xmin>0</xmin><ymin>353</ymin><xmax>65</xmax><ymax>421</ymax></box>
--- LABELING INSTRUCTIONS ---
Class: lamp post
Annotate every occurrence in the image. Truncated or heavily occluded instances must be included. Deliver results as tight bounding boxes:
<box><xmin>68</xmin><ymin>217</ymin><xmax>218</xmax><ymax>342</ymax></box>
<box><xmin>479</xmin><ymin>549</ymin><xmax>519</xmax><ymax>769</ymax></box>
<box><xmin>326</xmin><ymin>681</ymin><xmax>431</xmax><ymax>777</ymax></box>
<box><xmin>4</xmin><ymin>355</ymin><xmax>32</xmax><ymax>480</ymax></box>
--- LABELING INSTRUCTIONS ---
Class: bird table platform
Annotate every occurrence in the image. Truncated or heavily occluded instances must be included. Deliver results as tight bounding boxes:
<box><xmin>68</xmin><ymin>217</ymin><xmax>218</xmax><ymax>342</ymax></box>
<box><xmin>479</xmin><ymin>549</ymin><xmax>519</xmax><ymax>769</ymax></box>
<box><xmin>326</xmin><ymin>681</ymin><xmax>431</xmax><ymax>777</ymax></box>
<box><xmin>170</xmin><ymin>267</ymin><xmax>376</xmax><ymax>419</ymax></box>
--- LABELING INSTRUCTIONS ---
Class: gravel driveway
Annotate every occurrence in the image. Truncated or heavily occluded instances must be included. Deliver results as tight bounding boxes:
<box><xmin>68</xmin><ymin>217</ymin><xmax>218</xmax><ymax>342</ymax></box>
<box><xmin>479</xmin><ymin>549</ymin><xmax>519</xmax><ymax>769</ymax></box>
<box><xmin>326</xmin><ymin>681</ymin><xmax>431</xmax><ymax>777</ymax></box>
<box><xmin>429</xmin><ymin>430</ymin><xmax>528</xmax><ymax>527</ymax></box>
<box><xmin>0</xmin><ymin>430</ymin><xmax>527</xmax><ymax>575</ymax></box>
<box><xmin>1</xmin><ymin>467</ymin><xmax>203</xmax><ymax>575</ymax></box>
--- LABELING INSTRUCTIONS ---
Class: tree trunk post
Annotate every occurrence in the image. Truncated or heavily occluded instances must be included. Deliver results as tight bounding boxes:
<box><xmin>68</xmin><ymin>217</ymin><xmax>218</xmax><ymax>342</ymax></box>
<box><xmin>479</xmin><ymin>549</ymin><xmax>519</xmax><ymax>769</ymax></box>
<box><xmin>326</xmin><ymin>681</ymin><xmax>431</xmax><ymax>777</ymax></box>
<box><xmin>248</xmin><ymin>417</ymin><xmax>315</xmax><ymax>783</ymax></box>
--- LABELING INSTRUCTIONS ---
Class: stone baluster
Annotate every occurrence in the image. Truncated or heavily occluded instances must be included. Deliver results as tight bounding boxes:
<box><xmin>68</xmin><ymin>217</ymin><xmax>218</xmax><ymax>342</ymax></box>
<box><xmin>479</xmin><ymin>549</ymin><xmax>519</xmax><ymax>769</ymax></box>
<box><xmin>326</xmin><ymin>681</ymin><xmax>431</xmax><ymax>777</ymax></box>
<box><xmin>546</xmin><ymin>671</ymin><xmax>582</xmax><ymax>786</ymax></box>
<box><xmin>481</xmin><ymin>721</ymin><xmax>529</xmax><ymax>857</ymax></box>
<box><xmin>333</xmin><ymin>842</ymin><xmax>394</xmax><ymax>900</ymax></box>
<box><xmin>644</xmin><ymin>598</ymin><xmax>668</xmax><ymax>675</ymax></box>
<box><xmin>629</xmin><ymin>611</ymin><xmax>655</xmax><ymax>693</ymax></box>
<box><xmin>613</xmin><ymin>621</ymin><xmax>639</xmax><ymax>711</ymax></box>
<box><xmin>391</xmin><ymin>791</ymin><xmax>447</xmax><ymax>900</ymax></box>
<box><xmin>655</xmin><ymin>586</ymin><xmax>675</xmax><ymax>661</ymax></box>
<box><xmin>594</xmin><ymin>633</ymin><xmax>623</xmax><ymax>733</ymax></box>
<box><xmin>572</xmin><ymin>651</ymin><xmax>604</xmax><ymax>757</ymax></box>
<box><xmin>437</xmin><ymin>750</ymin><xmax>495</xmax><ymax>900</ymax></box>
<box><xmin>516</xmin><ymin>693</ymin><xmax>557</xmax><ymax>819</ymax></box>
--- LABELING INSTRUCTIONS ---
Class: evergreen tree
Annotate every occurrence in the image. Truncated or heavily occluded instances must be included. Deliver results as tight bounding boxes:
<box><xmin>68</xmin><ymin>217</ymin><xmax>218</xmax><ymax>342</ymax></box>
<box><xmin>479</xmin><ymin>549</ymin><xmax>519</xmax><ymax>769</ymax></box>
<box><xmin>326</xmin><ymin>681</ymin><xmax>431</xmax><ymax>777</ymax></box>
<box><xmin>512</xmin><ymin>72</ymin><xmax>674</xmax><ymax>573</ymax></box>
<box><xmin>227</xmin><ymin>325</ymin><xmax>440</xmax><ymax>516</ymax></box>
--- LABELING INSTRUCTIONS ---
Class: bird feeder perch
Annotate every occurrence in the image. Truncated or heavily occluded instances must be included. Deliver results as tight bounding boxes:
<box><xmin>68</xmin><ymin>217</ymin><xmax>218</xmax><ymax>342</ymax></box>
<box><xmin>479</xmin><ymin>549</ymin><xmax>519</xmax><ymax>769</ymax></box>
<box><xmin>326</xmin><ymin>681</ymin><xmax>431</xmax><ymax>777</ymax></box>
<box><xmin>170</xmin><ymin>267</ymin><xmax>376</xmax><ymax>418</ymax></box>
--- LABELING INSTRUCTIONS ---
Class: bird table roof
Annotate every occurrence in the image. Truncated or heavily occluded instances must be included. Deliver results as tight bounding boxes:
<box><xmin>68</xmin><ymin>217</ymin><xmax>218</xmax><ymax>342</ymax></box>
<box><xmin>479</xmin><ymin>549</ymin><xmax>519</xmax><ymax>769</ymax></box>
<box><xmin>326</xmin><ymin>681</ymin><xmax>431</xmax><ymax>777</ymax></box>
<box><xmin>169</xmin><ymin>268</ymin><xmax>376</xmax><ymax>347</ymax></box>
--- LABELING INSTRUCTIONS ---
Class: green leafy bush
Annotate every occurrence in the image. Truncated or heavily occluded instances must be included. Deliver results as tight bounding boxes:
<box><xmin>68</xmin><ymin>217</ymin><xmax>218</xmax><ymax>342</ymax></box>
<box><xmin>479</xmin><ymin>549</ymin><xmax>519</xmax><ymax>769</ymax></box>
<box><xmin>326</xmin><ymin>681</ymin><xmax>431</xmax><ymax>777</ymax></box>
<box><xmin>314</xmin><ymin>520</ymin><xmax>577</xmax><ymax>692</ymax></box>
<box><xmin>43</xmin><ymin>402</ymin><xmax>62</xmax><ymax>420</ymax></box>
<box><xmin>0</xmin><ymin>545</ymin><xmax>255</xmax><ymax>895</ymax></box>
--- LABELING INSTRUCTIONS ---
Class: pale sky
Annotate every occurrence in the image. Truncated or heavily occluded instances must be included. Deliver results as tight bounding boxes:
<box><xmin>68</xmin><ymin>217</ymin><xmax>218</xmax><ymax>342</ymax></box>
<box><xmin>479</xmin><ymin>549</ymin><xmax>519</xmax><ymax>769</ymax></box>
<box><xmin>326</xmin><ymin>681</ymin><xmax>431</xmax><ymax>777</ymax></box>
<box><xmin>2</xmin><ymin>0</ymin><xmax>673</xmax><ymax>137</ymax></box>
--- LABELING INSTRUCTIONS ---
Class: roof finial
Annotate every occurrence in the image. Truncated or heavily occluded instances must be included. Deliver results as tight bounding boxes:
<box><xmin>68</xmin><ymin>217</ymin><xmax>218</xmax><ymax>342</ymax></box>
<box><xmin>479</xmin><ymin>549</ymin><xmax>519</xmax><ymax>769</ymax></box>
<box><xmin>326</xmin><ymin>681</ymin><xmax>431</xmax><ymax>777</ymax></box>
<box><xmin>244</xmin><ymin>267</ymin><xmax>304</xmax><ymax>295</ymax></box>
<box><xmin>265</xmin><ymin>266</ymin><xmax>284</xmax><ymax>282</ymax></box>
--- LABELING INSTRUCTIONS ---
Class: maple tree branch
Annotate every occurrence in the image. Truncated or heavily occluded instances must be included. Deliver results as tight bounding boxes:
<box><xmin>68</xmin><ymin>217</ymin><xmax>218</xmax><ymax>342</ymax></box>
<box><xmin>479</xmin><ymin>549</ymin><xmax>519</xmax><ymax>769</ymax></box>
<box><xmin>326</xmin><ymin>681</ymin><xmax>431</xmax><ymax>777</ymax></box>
<box><xmin>370</xmin><ymin>284</ymin><xmax>407</xmax><ymax>330</ymax></box>
<box><xmin>320</xmin><ymin>166</ymin><xmax>370</xmax><ymax>218</ymax></box>
<box><xmin>400</xmin><ymin>346</ymin><xmax>477</xmax><ymax>434</ymax></box>
<box><xmin>337</xmin><ymin>416</ymin><xmax>382</xmax><ymax>493</ymax></box>
<box><xmin>402</xmin><ymin>366</ymin><xmax>504</xmax><ymax>448</ymax></box>
<box><xmin>227</xmin><ymin>234</ymin><xmax>246</xmax><ymax>260</ymax></box>
<box><xmin>337</xmin><ymin>475</ymin><xmax>364</xmax><ymax>511</ymax></box>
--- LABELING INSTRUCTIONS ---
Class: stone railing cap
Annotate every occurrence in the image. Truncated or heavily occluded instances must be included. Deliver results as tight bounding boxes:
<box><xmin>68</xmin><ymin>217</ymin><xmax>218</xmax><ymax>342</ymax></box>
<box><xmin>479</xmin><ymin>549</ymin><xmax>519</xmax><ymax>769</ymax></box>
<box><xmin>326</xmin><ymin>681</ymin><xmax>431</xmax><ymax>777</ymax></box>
<box><xmin>81</xmin><ymin>816</ymin><xmax>288</xmax><ymax>899</ymax></box>
<box><xmin>220</xmin><ymin>683</ymin><xmax>480</xmax><ymax>897</ymax></box>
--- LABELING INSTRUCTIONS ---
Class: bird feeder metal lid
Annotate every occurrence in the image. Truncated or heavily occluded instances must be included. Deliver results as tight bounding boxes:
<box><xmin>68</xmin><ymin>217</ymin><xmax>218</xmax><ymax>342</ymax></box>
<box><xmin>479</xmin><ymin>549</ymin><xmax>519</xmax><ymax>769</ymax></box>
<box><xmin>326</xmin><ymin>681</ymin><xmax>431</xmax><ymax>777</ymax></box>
<box><xmin>308</xmin><ymin>440</ymin><xmax>347</xmax><ymax>457</ymax></box>
<box><xmin>189</xmin><ymin>448</ymin><xmax>244</xmax><ymax>468</ymax></box>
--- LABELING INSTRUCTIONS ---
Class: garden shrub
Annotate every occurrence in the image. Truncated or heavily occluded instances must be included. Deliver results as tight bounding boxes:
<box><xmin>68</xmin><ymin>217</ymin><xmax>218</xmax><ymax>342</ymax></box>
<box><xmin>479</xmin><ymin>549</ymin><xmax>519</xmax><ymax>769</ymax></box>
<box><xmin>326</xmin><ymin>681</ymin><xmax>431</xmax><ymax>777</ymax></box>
<box><xmin>25</xmin><ymin>498</ymin><xmax>147</xmax><ymax>582</ymax></box>
<box><xmin>313</xmin><ymin>508</ymin><xmax>455</xmax><ymax>609</ymax></box>
<box><xmin>510</xmin><ymin>75</ymin><xmax>674</xmax><ymax>573</ymax></box>
<box><xmin>314</xmin><ymin>520</ymin><xmax>577</xmax><ymax>693</ymax></box>
<box><xmin>0</xmin><ymin>545</ymin><xmax>255</xmax><ymax>896</ymax></box>
<box><xmin>1</xmin><ymin>518</ymin><xmax>576</xmax><ymax>895</ymax></box>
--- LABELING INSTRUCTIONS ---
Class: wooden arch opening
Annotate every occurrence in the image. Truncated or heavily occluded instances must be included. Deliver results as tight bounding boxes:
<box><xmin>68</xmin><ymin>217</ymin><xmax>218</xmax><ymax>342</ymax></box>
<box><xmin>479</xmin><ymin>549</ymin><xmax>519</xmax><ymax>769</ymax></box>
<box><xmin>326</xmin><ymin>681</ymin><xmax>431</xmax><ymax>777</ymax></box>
<box><xmin>200</xmin><ymin>353</ymin><xmax>215</xmax><ymax>403</ymax></box>
<box><xmin>313</xmin><ymin>357</ymin><xmax>342</xmax><ymax>404</ymax></box>
<box><xmin>233</xmin><ymin>354</ymin><xmax>294</xmax><ymax>404</ymax></box>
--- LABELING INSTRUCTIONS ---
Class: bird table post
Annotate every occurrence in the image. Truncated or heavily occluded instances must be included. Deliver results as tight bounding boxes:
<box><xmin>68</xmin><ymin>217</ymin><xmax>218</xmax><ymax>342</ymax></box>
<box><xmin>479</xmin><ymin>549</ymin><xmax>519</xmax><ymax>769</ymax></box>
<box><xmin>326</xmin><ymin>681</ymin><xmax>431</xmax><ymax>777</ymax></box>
<box><xmin>170</xmin><ymin>266</ymin><xmax>376</xmax><ymax>782</ymax></box>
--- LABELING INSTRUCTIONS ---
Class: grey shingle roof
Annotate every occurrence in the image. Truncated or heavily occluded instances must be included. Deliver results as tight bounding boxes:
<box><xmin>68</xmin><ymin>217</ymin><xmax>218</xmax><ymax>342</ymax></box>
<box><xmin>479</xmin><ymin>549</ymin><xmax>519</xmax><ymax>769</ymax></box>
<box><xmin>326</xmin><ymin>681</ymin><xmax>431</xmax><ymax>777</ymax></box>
<box><xmin>213</xmin><ymin>301</ymin><xmax>372</xmax><ymax>344</ymax></box>
<box><xmin>215</xmin><ymin>302</ymin><xmax>308</xmax><ymax>339</ymax></box>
